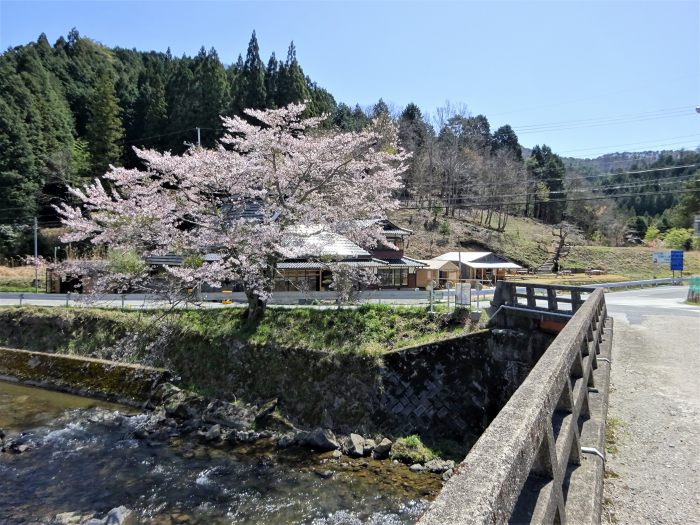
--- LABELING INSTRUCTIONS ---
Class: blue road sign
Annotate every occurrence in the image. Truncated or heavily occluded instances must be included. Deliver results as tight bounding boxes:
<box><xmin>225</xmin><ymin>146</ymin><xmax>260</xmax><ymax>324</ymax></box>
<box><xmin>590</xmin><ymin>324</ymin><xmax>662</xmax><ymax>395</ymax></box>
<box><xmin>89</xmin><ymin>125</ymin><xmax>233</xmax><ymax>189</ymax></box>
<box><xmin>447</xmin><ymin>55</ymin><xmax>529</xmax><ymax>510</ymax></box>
<box><xmin>670</xmin><ymin>250</ymin><xmax>684</xmax><ymax>271</ymax></box>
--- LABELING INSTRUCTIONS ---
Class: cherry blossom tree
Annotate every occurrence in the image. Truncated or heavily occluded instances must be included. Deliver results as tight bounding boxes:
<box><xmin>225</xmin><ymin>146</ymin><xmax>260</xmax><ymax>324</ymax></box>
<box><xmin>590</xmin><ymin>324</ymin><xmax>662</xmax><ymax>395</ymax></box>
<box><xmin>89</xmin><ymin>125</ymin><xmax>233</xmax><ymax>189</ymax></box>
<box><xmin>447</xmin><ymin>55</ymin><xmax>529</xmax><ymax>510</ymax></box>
<box><xmin>56</xmin><ymin>103</ymin><xmax>407</xmax><ymax>320</ymax></box>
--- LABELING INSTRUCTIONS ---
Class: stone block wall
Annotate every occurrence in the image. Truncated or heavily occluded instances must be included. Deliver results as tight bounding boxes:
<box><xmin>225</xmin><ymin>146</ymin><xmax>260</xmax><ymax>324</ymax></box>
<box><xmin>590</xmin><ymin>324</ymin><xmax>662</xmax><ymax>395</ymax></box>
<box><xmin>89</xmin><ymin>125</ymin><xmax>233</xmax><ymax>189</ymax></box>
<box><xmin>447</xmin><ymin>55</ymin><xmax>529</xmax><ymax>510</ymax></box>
<box><xmin>376</xmin><ymin>329</ymin><xmax>554</xmax><ymax>441</ymax></box>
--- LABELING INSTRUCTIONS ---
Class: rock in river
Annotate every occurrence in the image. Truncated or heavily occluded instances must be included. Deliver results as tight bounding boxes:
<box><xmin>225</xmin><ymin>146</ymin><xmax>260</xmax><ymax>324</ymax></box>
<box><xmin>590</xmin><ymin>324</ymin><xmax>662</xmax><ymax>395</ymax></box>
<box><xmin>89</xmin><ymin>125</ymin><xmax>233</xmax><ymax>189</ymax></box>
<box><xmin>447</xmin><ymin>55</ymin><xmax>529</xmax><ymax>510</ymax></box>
<box><xmin>298</xmin><ymin>428</ymin><xmax>339</xmax><ymax>451</ymax></box>
<box><xmin>345</xmin><ymin>433</ymin><xmax>365</xmax><ymax>457</ymax></box>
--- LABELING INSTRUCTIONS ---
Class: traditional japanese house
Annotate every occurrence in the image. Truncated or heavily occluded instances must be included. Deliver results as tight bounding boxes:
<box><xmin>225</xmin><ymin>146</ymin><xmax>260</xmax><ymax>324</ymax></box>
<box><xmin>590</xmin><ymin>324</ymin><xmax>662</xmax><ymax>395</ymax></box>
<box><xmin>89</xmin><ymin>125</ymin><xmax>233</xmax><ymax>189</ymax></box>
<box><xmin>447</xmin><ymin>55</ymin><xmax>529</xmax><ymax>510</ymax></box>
<box><xmin>362</xmin><ymin>219</ymin><xmax>425</xmax><ymax>289</ymax></box>
<box><xmin>273</xmin><ymin>228</ymin><xmax>386</xmax><ymax>292</ymax></box>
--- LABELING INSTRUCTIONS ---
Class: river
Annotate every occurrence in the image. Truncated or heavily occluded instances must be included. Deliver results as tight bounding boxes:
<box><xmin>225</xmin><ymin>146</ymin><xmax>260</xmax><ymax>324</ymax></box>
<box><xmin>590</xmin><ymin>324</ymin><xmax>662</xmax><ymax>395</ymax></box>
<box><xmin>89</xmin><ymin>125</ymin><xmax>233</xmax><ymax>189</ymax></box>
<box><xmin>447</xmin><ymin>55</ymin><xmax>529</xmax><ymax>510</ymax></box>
<box><xmin>0</xmin><ymin>380</ymin><xmax>439</xmax><ymax>524</ymax></box>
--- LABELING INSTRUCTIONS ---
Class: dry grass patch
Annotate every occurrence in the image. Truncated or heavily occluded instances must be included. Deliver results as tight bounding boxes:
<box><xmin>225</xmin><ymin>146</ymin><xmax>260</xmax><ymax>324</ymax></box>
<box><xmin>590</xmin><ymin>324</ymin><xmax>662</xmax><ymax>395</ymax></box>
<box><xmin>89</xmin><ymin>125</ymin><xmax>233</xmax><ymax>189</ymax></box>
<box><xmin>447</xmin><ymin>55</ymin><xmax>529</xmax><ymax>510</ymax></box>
<box><xmin>0</xmin><ymin>266</ymin><xmax>45</xmax><ymax>292</ymax></box>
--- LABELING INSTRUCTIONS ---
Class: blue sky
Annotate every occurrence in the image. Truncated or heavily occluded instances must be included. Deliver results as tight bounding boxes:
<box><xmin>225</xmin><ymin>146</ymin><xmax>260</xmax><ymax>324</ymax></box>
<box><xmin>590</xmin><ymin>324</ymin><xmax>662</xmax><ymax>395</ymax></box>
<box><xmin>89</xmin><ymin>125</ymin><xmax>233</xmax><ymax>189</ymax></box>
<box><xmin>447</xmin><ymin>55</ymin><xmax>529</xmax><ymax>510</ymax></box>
<box><xmin>1</xmin><ymin>0</ymin><xmax>698</xmax><ymax>158</ymax></box>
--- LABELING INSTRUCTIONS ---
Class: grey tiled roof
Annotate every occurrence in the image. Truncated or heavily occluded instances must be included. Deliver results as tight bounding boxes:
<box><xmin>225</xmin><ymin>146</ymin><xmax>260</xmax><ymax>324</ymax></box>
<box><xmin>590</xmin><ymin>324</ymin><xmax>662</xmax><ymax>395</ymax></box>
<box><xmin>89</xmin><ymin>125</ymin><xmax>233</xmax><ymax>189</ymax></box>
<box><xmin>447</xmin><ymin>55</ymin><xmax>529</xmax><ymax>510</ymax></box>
<box><xmin>277</xmin><ymin>258</ymin><xmax>387</xmax><ymax>269</ymax></box>
<box><xmin>379</xmin><ymin>256</ymin><xmax>426</xmax><ymax>268</ymax></box>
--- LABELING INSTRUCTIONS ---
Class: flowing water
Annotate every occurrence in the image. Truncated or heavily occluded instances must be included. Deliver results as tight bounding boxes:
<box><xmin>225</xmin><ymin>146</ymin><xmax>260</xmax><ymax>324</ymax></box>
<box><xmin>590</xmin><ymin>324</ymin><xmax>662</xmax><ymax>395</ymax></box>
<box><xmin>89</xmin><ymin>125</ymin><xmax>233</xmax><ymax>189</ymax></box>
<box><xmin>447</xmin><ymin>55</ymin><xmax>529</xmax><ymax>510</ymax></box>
<box><xmin>0</xmin><ymin>381</ymin><xmax>440</xmax><ymax>524</ymax></box>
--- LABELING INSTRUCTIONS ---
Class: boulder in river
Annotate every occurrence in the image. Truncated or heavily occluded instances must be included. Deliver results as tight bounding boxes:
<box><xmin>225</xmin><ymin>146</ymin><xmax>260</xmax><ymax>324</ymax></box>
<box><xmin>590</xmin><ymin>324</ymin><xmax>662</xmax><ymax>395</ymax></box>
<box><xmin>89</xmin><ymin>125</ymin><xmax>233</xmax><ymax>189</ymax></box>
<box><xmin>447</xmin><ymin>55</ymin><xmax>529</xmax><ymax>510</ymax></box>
<box><xmin>202</xmin><ymin>399</ymin><xmax>255</xmax><ymax>431</ymax></box>
<box><xmin>345</xmin><ymin>433</ymin><xmax>365</xmax><ymax>457</ymax></box>
<box><xmin>363</xmin><ymin>438</ymin><xmax>376</xmax><ymax>456</ymax></box>
<box><xmin>204</xmin><ymin>424</ymin><xmax>222</xmax><ymax>441</ymax></box>
<box><xmin>164</xmin><ymin>391</ymin><xmax>206</xmax><ymax>420</ymax></box>
<box><xmin>372</xmin><ymin>438</ymin><xmax>393</xmax><ymax>459</ymax></box>
<box><xmin>83</xmin><ymin>505</ymin><xmax>132</xmax><ymax>525</ymax></box>
<box><xmin>424</xmin><ymin>458</ymin><xmax>455</xmax><ymax>474</ymax></box>
<box><xmin>298</xmin><ymin>428</ymin><xmax>339</xmax><ymax>451</ymax></box>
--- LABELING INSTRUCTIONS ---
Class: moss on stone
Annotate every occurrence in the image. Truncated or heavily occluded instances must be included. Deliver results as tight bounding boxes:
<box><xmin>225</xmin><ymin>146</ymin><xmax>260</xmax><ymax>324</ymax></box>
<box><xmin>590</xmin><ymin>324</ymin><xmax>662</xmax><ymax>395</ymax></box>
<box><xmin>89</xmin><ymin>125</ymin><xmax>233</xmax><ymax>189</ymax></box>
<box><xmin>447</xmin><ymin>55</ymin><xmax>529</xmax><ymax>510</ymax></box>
<box><xmin>390</xmin><ymin>435</ymin><xmax>438</xmax><ymax>464</ymax></box>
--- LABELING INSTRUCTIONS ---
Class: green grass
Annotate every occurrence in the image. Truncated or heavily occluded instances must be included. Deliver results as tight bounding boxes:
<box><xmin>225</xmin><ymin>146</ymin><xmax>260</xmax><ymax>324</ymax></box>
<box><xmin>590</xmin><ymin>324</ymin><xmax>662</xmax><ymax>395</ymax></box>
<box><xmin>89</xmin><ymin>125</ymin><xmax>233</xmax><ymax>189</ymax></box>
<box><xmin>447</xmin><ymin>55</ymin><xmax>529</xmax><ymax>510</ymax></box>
<box><xmin>390</xmin><ymin>434</ymin><xmax>438</xmax><ymax>464</ymax></box>
<box><xmin>177</xmin><ymin>304</ymin><xmax>471</xmax><ymax>354</ymax></box>
<box><xmin>0</xmin><ymin>282</ymin><xmax>37</xmax><ymax>292</ymax></box>
<box><xmin>0</xmin><ymin>266</ymin><xmax>46</xmax><ymax>292</ymax></box>
<box><xmin>0</xmin><ymin>304</ymin><xmax>471</xmax><ymax>356</ymax></box>
<box><xmin>606</xmin><ymin>416</ymin><xmax>624</xmax><ymax>455</ymax></box>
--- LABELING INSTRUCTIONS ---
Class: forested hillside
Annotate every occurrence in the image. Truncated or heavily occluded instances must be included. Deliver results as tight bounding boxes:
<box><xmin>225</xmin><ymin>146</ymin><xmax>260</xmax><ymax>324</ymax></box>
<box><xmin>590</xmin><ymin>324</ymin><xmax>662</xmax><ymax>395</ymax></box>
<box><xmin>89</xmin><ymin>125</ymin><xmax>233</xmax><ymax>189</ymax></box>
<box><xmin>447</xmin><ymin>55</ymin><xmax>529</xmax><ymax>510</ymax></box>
<box><xmin>1</xmin><ymin>29</ymin><xmax>698</xmax><ymax>260</ymax></box>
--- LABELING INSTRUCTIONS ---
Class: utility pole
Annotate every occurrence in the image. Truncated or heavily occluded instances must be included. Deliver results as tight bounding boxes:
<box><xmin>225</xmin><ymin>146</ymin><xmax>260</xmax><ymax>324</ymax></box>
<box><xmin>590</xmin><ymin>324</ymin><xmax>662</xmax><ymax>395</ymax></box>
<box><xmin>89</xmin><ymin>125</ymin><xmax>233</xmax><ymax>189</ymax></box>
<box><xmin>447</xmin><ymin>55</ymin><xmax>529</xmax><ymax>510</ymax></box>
<box><xmin>457</xmin><ymin>237</ymin><xmax>463</xmax><ymax>306</ymax></box>
<box><xmin>33</xmin><ymin>217</ymin><xmax>38</xmax><ymax>293</ymax></box>
<box><xmin>196</xmin><ymin>127</ymin><xmax>201</xmax><ymax>147</ymax></box>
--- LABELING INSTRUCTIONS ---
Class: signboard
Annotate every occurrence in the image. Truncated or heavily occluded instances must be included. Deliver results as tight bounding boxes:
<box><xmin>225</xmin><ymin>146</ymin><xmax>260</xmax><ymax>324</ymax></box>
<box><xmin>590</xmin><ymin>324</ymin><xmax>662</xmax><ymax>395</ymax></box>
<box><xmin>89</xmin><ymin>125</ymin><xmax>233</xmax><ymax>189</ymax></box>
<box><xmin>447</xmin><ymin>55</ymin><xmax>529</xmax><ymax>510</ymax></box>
<box><xmin>694</xmin><ymin>215</ymin><xmax>700</xmax><ymax>237</ymax></box>
<box><xmin>456</xmin><ymin>282</ymin><xmax>471</xmax><ymax>306</ymax></box>
<box><xmin>653</xmin><ymin>251</ymin><xmax>671</xmax><ymax>264</ymax></box>
<box><xmin>670</xmin><ymin>250</ymin><xmax>684</xmax><ymax>271</ymax></box>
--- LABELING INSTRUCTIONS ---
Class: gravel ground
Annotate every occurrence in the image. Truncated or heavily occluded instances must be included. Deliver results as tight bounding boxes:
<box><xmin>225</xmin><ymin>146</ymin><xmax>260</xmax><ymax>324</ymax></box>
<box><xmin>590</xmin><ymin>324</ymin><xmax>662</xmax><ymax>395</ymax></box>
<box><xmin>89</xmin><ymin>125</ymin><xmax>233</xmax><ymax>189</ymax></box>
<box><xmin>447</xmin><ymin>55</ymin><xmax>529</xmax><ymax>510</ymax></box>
<box><xmin>603</xmin><ymin>313</ymin><xmax>700</xmax><ymax>524</ymax></box>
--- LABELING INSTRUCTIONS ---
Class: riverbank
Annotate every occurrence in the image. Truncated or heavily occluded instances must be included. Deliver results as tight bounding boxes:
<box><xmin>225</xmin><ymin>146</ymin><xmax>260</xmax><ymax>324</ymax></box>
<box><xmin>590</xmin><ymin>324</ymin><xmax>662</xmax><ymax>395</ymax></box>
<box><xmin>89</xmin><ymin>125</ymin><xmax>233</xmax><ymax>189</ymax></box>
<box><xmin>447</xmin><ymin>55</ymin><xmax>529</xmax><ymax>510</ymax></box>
<box><xmin>0</xmin><ymin>380</ymin><xmax>439</xmax><ymax>524</ymax></box>
<box><xmin>0</xmin><ymin>304</ymin><xmax>550</xmax><ymax>457</ymax></box>
<box><xmin>0</xmin><ymin>304</ymin><xmax>473</xmax><ymax>357</ymax></box>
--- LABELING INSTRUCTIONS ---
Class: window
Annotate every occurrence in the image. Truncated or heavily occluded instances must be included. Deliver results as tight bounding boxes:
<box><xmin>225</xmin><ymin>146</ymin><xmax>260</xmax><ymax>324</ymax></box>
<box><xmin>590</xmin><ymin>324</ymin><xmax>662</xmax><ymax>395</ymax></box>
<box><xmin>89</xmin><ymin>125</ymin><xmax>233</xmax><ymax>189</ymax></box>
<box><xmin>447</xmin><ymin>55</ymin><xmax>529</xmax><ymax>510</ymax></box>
<box><xmin>378</xmin><ymin>268</ymin><xmax>408</xmax><ymax>287</ymax></box>
<box><xmin>274</xmin><ymin>269</ymin><xmax>319</xmax><ymax>291</ymax></box>
<box><xmin>385</xmin><ymin>236</ymin><xmax>404</xmax><ymax>250</ymax></box>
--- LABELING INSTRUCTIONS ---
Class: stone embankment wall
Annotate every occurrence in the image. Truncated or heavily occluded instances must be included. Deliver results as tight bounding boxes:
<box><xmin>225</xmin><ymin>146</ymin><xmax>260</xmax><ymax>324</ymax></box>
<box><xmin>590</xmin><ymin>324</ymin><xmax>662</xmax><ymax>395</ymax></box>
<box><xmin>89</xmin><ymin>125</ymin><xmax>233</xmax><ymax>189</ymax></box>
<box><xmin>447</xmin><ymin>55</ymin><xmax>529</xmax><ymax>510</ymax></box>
<box><xmin>0</xmin><ymin>309</ymin><xmax>553</xmax><ymax>441</ymax></box>
<box><xmin>378</xmin><ymin>328</ymin><xmax>553</xmax><ymax>440</ymax></box>
<box><xmin>0</xmin><ymin>347</ymin><xmax>170</xmax><ymax>405</ymax></box>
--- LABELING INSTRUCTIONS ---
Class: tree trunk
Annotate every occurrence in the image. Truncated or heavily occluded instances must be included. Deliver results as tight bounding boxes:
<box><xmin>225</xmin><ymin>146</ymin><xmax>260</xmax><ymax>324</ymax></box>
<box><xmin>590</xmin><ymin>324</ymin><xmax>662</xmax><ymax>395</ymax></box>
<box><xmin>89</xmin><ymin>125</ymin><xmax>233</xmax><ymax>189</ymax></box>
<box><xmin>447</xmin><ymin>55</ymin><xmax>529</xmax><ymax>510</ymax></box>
<box><xmin>245</xmin><ymin>290</ymin><xmax>267</xmax><ymax>322</ymax></box>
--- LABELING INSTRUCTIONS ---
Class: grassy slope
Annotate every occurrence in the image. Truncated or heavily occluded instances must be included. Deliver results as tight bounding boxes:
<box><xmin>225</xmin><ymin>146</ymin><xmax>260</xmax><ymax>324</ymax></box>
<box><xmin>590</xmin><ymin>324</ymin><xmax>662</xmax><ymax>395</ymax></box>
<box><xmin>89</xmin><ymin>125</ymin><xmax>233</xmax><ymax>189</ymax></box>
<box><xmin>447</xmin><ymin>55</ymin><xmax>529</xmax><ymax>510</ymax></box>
<box><xmin>390</xmin><ymin>209</ymin><xmax>700</xmax><ymax>280</ymax></box>
<box><xmin>0</xmin><ymin>304</ymin><xmax>470</xmax><ymax>356</ymax></box>
<box><xmin>0</xmin><ymin>266</ymin><xmax>45</xmax><ymax>292</ymax></box>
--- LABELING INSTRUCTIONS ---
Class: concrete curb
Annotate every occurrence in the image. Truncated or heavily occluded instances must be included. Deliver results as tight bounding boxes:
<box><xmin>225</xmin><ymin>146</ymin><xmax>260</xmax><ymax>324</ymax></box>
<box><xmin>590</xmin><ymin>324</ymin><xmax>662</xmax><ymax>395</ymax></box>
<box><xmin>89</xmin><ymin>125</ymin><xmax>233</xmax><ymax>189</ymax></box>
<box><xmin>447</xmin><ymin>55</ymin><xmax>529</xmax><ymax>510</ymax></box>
<box><xmin>0</xmin><ymin>346</ymin><xmax>170</xmax><ymax>406</ymax></box>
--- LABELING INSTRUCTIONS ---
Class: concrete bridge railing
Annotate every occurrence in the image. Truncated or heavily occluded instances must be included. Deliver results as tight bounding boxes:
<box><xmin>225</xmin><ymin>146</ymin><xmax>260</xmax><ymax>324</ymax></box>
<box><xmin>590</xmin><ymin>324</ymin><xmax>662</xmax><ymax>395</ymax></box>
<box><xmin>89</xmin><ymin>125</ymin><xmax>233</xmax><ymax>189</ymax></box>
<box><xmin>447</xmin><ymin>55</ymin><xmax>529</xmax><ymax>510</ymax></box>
<box><xmin>419</xmin><ymin>286</ymin><xmax>612</xmax><ymax>524</ymax></box>
<box><xmin>492</xmin><ymin>281</ymin><xmax>596</xmax><ymax>315</ymax></box>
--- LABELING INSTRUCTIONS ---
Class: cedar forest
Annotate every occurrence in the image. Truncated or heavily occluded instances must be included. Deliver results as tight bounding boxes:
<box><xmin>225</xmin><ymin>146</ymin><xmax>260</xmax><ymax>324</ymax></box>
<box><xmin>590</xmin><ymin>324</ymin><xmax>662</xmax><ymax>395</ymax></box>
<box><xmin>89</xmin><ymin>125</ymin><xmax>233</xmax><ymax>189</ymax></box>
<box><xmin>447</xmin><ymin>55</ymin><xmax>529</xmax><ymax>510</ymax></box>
<box><xmin>1</xmin><ymin>29</ymin><xmax>698</xmax><ymax>260</ymax></box>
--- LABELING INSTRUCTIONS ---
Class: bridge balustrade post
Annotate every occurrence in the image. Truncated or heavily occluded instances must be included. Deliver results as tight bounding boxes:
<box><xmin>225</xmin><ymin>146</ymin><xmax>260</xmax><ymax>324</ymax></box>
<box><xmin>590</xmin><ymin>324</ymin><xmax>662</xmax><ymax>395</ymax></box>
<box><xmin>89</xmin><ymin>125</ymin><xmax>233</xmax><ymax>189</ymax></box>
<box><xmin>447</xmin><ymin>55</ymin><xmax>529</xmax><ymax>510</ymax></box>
<box><xmin>526</xmin><ymin>285</ymin><xmax>536</xmax><ymax>308</ymax></box>
<box><xmin>571</xmin><ymin>290</ymin><xmax>582</xmax><ymax>312</ymax></box>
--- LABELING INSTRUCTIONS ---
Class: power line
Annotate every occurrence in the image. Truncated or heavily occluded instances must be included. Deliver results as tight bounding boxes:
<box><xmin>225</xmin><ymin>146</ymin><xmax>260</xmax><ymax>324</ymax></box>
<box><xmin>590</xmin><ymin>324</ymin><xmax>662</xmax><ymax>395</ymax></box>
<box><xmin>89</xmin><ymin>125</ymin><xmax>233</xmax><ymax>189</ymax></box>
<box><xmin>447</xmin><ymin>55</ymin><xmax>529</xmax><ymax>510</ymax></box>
<box><xmin>484</xmin><ymin>74</ymin><xmax>694</xmax><ymax>118</ymax></box>
<box><xmin>513</xmin><ymin>105</ymin><xmax>691</xmax><ymax>129</ymax></box>
<box><xmin>403</xmin><ymin>163</ymin><xmax>700</xmax><ymax>195</ymax></box>
<box><xmin>511</xmin><ymin>106</ymin><xmax>692</xmax><ymax>132</ymax></box>
<box><xmin>123</xmin><ymin>128</ymin><xmax>200</xmax><ymax>145</ymax></box>
<box><xmin>401</xmin><ymin>176</ymin><xmax>699</xmax><ymax>205</ymax></box>
<box><xmin>399</xmin><ymin>187</ymin><xmax>700</xmax><ymax>210</ymax></box>
<box><xmin>2</xmin><ymin>163</ymin><xmax>695</xmax><ymax>221</ymax></box>
<box><xmin>557</xmin><ymin>134</ymin><xmax>700</xmax><ymax>155</ymax></box>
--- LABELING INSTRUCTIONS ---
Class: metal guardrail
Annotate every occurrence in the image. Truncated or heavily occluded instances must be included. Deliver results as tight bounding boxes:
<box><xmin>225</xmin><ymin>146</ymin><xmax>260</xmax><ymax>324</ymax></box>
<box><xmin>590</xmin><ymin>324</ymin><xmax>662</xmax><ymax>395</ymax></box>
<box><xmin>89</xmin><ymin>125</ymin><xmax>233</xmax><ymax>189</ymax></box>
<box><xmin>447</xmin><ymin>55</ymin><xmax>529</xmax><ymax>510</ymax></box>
<box><xmin>589</xmin><ymin>276</ymin><xmax>689</xmax><ymax>290</ymax></box>
<box><xmin>0</xmin><ymin>277</ymin><xmax>689</xmax><ymax>308</ymax></box>
<box><xmin>0</xmin><ymin>289</ymin><xmax>464</xmax><ymax>307</ymax></box>
<box><xmin>419</xmin><ymin>286</ymin><xmax>611</xmax><ymax>524</ymax></box>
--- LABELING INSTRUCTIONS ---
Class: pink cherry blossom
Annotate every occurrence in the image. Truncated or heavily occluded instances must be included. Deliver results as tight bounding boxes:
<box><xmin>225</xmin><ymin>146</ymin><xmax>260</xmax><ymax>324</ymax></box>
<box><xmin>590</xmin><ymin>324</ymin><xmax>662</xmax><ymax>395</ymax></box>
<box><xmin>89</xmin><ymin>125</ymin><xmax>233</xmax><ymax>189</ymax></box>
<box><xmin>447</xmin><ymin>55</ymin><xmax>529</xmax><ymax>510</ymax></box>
<box><xmin>55</xmin><ymin>104</ymin><xmax>408</xmax><ymax>319</ymax></box>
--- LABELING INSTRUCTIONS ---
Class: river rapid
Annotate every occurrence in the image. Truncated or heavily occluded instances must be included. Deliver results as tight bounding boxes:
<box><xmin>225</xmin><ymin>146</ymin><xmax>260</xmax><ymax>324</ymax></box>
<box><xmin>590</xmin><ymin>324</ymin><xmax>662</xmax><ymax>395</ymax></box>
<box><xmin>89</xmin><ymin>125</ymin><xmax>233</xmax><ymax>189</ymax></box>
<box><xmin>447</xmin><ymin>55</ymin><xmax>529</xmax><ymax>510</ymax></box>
<box><xmin>0</xmin><ymin>381</ymin><xmax>439</xmax><ymax>524</ymax></box>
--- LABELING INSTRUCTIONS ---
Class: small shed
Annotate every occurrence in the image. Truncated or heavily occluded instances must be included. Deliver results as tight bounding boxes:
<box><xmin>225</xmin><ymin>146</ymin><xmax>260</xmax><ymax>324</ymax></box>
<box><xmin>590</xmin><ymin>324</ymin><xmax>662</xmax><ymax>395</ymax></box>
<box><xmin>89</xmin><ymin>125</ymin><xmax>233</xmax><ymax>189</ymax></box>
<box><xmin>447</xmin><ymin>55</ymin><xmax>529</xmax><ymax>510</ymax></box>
<box><xmin>433</xmin><ymin>251</ymin><xmax>522</xmax><ymax>282</ymax></box>
<box><xmin>416</xmin><ymin>259</ymin><xmax>460</xmax><ymax>289</ymax></box>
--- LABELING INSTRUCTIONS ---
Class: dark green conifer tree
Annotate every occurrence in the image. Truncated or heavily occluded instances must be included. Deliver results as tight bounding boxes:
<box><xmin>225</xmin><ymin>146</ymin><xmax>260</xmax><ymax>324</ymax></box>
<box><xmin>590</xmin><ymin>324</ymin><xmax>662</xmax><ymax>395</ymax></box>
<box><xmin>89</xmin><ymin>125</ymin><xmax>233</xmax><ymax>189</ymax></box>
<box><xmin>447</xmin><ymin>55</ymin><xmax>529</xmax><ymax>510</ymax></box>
<box><xmin>491</xmin><ymin>124</ymin><xmax>522</xmax><ymax>160</ymax></box>
<box><xmin>264</xmin><ymin>52</ymin><xmax>279</xmax><ymax>108</ymax></box>
<box><xmin>240</xmin><ymin>31</ymin><xmax>266</xmax><ymax>110</ymax></box>
<box><xmin>191</xmin><ymin>47</ymin><xmax>229</xmax><ymax>146</ymax></box>
<box><xmin>276</xmin><ymin>41</ymin><xmax>309</xmax><ymax>108</ymax></box>
<box><xmin>527</xmin><ymin>145</ymin><xmax>567</xmax><ymax>224</ymax></box>
<box><xmin>398</xmin><ymin>103</ymin><xmax>429</xmax><ymax>151</ymax></box>
<box><xmin>85</xmin><ymin>68</ymin><xmax>124</xmax><ymax>175</ymax></box>
<box><xmin>372</xmin><ymin>98</ymin><xmax>390</xmax><ymax>118</ymax></box>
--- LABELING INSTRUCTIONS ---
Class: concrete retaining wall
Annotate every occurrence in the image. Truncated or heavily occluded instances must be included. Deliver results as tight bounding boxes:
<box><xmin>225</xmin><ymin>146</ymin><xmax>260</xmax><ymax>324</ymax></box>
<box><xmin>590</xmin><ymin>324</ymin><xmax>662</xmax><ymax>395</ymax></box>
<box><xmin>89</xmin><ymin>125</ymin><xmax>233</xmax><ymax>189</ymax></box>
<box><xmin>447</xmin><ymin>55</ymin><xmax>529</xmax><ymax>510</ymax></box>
<box><xmin>0</xmin><ymin>346</ymin><xmax>170</xmax><ymax>405</ymax></box>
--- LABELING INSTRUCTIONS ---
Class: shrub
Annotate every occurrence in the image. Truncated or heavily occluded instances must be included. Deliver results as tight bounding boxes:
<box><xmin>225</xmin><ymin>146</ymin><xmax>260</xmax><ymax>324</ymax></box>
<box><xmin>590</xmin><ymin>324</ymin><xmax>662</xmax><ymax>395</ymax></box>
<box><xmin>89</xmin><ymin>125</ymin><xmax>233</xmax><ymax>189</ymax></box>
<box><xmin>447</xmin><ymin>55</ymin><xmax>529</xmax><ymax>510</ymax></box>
<box><xmin>439</xmin><ymin>220</ymin><xmax>451</xmax><ymax>237</ymax></box>
<box><xmin>663</xmin><ymin>228</ymin><xmax>694</xmax><ymax>250</ymax></box>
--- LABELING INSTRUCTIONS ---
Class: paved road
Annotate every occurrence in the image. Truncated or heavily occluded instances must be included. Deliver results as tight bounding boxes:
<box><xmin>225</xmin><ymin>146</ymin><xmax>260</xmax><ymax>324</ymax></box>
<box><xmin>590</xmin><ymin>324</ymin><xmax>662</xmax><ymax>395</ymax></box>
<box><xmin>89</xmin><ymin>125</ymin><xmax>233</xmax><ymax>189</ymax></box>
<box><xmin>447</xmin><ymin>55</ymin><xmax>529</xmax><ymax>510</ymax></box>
<box><xmin>603</xmin><ymin>286</ymin><xmax>700</xmax><ymax>524</ymax></box>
